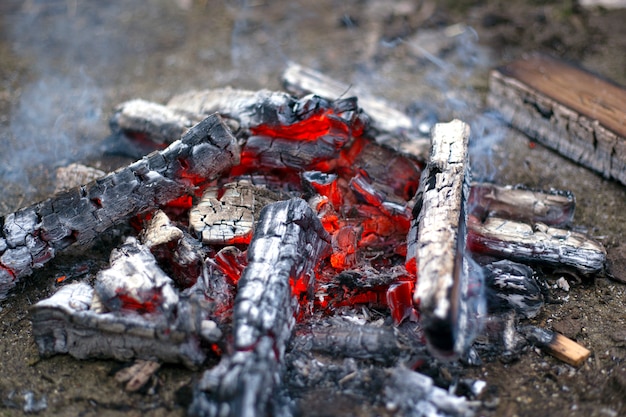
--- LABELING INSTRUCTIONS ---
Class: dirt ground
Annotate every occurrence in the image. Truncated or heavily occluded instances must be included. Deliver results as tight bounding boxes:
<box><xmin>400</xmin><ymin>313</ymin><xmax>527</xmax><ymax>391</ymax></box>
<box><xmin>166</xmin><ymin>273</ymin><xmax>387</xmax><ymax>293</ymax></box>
<box><xmin>1</xmin><ymin>1</ymin><xmax>625</xmax><ymax>416</ymax></box>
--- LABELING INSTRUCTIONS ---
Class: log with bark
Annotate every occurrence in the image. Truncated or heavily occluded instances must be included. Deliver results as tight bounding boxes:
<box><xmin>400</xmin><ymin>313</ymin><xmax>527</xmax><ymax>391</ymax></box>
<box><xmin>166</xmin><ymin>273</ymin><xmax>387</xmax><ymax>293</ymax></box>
<box><xmin>0</xmin><ymin>114</ymin><xmax>239</xmax><ymax>300</ymax></box>
<box><xmin>488</xmin><ymin>54</ymin><xmax>626</xmax><ymax>186</ymax></box>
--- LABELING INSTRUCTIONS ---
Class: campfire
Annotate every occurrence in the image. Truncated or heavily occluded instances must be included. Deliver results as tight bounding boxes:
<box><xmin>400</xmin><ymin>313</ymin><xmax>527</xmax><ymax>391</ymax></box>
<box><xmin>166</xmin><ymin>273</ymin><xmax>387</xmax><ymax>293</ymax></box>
<box><xmin>0</xmin><ymin>63</ymin><xmax>608</xmax><ymax>416</ymax></box>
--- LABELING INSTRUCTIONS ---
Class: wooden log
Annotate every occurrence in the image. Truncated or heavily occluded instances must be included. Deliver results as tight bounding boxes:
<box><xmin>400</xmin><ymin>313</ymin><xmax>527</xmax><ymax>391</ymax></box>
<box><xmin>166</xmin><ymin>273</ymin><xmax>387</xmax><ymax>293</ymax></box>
<box><xmin>488</xmin><ymin>54</ymin><xmax>626</xmax><ymax>186</ymax></box>
<box><xmin>0</xmin><ymin>114</ymin><xmax>239</xmax><ymax>300</ymax></box>
<box><xmin>190</xmin><ymin>198</ymin><xmax>331</xmax><ymax>417</ymax></box>
<box><xmin>467</xmin><ymin>215</ymin><xmax>606</xmax><ymax>275</ymax></box>
<box><xmin>407</xmin><ymin>119</ymin><xmax>484</xmax><ymax>360</ymax></box>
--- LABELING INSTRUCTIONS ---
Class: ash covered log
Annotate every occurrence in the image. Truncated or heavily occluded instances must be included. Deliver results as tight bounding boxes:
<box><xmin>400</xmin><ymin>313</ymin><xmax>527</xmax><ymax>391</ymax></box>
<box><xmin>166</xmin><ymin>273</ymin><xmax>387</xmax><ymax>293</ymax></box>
<box><xmin>110</xmin><ymin>99</ymin><xmax>198</xmax><ymax>147</ymax></box>
<box><xmin>190</xmin><ymin>198</ymin><xmax>330</xmax><ymax>417</ymax></box>
<box><xmin>30</xmin><ymin>238</ymin><xmax>223</xmax><ymax>369</ymax></box>
<box><xmin>291</xmin><ymin>319</ymin><xmax>421</xmax><ymax>365</ymax></box>
<box><xmin>0</xmin><ymin>114</ymin><xmax>239</xmax><ymax>300</ymax></box>
<box><xmin>407</xmin><ymin>119</ymin><xmax>485</xmax><ymax>360</ymax></box>
<box><xmin>469</xmin><ymin>182</ymin><xmax>575</xmax><ymax>227</ymax></box>
<box><xmin>281</xmin><ymin>62</ymin><xmax>413</xmax><ymax>133</ymax></box>
<box><xmin>488</xmin><ymin>54</ymin><xmax>626</xmax><ymax>186</ymax></box>
<box><xmin>467</xmin><ymin>215</ymin><xmax>606</xmax><ymax>275</ymax></box>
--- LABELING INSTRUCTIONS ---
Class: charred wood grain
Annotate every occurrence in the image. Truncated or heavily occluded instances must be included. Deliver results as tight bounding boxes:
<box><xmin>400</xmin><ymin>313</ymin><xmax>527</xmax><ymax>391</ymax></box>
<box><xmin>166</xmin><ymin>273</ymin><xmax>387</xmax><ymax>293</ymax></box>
<box><xmin>488</xmin><ymin>54</ymin><xmax>626</xmax><ymax>186</ymax></box>
<box><xmin>0</xmin><ymin>114</ymin><xmax>239</xmax><ymax>300</ymax></box>
<box><xmin>407</xmin><ymin>119</ymin><xmax>484</xmax><ymax>360</ymax></box>
<box><xmin>190</xmin><ymin>198</ymin><xmax>330</xmax><ymax>417</ymax></box>
<box><xmin>189</xmin><ymin>181</ymin><xmax>283</xmax><ymax>245</ymax></box>
<box><xmin>467</xmin><ymin>216</ymin><xmax>606</xmax><ymax>275</ymax></box>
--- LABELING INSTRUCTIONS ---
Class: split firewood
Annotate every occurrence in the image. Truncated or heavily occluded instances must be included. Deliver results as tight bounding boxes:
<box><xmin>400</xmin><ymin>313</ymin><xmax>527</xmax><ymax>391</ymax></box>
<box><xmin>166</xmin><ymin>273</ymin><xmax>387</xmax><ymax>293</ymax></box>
<box><xmin>467</xmin><ymin>215</ymin><xmax>606</xmax><ymax>275</ymax></box>
<box><xmin>469</xmin><ymin>182</ymin><xmax>575</xmax><ymax>227</ymax></box>
<box><xmin>0</xmin><ymin>114</ymin><xmax>239</xmax><ymax>301</ymax></box>
<box><xmin>521</xmin><ymin>326</ymin><xmax>591</xmax><ymax>367</ymax></box>
<box><xmin>190</xmin><ymin>198</ymin><xmax>331</xmax><ymax>417</ymax></box>
<box><xmin>488</xmin><ymin>54</ymin><xmax>626</xmax><ymax>186</ymax></box>
<box><xmin>407</xmin><ymin>119</ymin><xmax>484</xmax><ymax>360</ymax></box>
<box><xmin>281</xmin><ymin>62</ymin><xmax>413</xmax><ymax>133</ymax></box>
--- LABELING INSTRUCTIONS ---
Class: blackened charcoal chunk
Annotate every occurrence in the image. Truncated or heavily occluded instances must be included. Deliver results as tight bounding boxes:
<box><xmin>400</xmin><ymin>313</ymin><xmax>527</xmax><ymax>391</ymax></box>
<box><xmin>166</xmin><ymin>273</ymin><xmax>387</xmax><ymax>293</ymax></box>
<box><xmin>484</xmin><ymin>260</ymin><xmax>544</xmax><ymax>319</ymax></box>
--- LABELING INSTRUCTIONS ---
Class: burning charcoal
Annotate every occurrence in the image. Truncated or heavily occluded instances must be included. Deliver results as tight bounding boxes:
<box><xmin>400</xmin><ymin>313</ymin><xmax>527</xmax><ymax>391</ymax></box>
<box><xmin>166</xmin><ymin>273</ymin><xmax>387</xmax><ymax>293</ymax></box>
<box><xmin>488</xmin><ymin>54</ymin><xmax>626</xmax><ymax>186</ymax></box>
<box><xmin>30</xmin><ymin>280</ymin><xmax>220</xmax><ymax>369</ymax></box>
<box><xmin>93</xmin><ymin>237</ymin><xmax>179</xmax><ymax>314</ymax></box>
<box><xmin>109</xmin><ymin>98</ymin><xmax>198</xmax><ymax>148</ymax></box>
<box><xmin>167</xmin><ymin>88</ymin><xmax>366</xmax><ymax>138</ymax></box>
<box><xmin>0</xmin><ymin>114</ymin><xmax>239</xmax><ymax>301</ymax></box>
<box><xmin>54</xmin><ymin>163</ymin><xmax>106</xmax><ymax>193</ymax></box>
<box><xmin>407</xmin><ymin>119</ymin><xmax>485</xmax><ymax>360</ymax></box>
<box><xmin>469</xmin><ymin>182</ymin><xmax>575</xmax><ymax>227</ymax></box>
<box><xmin>281</xmin><ymin>62</ymin><xmax>413</xmax><ymax>133</ymax></box>
<box><xmin>467</xmin><ymin>216</ymin><xmax>606</xmax><ymax>275</ymax></box>
<box><xmin>483</xmin><ymin>260</ymin><xmax>544</xmax><ymax>319</ymax></box>
<box><xmin>140</xmin><ymin>210</ymin><xmax>184</xmax><ymax>248</ymax></box>
<box><xmin>383</xmin><ymin>367</ymin><xmax>476</xmax><ymax>417</ymax></box>
<box><xmin>189</xmin><ymin>181</ymin><xmax>282</xmax><ymax>245</ymax></box>
<box><xmin>190</xmin><ymin>199</ymin><xmax>330</xmax><ymax>417</ymax></box>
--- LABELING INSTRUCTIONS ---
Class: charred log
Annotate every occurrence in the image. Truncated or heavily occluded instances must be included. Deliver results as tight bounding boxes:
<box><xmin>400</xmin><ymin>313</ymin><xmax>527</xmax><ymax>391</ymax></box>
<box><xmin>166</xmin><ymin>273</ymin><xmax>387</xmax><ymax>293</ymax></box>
<box><xmin>30</xmin><ymin>238</ymin><xmax>223</xmax><ymax>369</ymax></box>
<box><xmin>281</xmin><ymin>62</ymin><xmax>413</xmax><ymax>133</ymax></box>
<box><xmin>0</xmin><ymin>114</ymin><xmax>239</xmax><ymax>300</ymax></box>
<box><xmin>488</xmin><ymin>54</ymin><xmax>626</xmax><ymax>186</ymax></box>
<box><xmin>407</xmin><ymin>119</ymin><xmax>484</xmax><ymax>360</ymax></box>
<box><xmin>483</xmin><ymin>259</ymin><xmax>544</xmax><ymax>319</ymax></box>
<box><xmin>469</xmin><ymin>182</ymin><xmax>575</xmax><ymax>227</ymax></box>
<box><xmin>467</xmin><ymin>216</ymin><xmax>606</xmax><ymax>275</ymax></box>
<box><xmin>190</xmin><ymin>198</ymin><xmax>331</xmax><ymax>417</ymax></box>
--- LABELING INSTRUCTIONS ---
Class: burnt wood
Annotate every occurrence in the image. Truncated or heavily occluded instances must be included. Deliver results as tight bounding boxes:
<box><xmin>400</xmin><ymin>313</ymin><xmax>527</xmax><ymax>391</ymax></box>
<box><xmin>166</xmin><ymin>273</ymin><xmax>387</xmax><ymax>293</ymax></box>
<box><xmin>407</xmin><ymin>119</ymin><xmax>484</xmax><ymax>360</ymax></box>
<box><xmin>281</xmin><ymin>62</ymin><xmax>413</xmax><ymax>133</ymax></box>
<box><xmin>190</xmin><ymin>198</ymin><xmax>331</xmax><ymax>417</ymax></box>
<box><xmin>467</xmin><ymin>216</ymin><xmax>606</xmax><ymax>275</ymax></box>
<box><xmin>488</xmin><ymin>54</ymin><xmax>626</xmax><ymax>186</ymax></box>
<box><xmin>0</xmin><ymin>114</ymin><xmax>239</xmax><ymax>300</ymax></box>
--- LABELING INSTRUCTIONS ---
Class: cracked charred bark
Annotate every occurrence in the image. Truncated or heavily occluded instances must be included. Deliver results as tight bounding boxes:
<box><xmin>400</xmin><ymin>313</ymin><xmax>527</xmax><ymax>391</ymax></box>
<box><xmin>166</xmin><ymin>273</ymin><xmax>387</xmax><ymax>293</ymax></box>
<box><xmin>190</xmin><ymin>198</ymin><xmax>331</xmax><ymax>417</ymax></box>
<box><xmin>0</xmin><ymin>114</ymin><xmax>239</xmax><ymax>300</ymax></box>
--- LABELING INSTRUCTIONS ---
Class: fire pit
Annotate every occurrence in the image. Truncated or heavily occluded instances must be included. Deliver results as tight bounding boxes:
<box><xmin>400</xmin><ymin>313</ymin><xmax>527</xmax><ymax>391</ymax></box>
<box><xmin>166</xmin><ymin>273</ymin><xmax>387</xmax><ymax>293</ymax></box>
<box><xmin>1</xmin><ymin>2</ymin><xmax>626</xmax><ymax>417</ymax></box>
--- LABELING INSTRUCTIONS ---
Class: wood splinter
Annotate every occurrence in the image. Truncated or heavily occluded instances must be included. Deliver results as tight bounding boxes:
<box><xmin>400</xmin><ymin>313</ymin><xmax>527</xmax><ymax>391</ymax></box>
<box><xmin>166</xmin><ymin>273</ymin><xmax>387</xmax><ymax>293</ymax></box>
<box><xmin>522</xmin><ymin>326</ymin><xmax>591</xmax><ymax>367</ymax></box>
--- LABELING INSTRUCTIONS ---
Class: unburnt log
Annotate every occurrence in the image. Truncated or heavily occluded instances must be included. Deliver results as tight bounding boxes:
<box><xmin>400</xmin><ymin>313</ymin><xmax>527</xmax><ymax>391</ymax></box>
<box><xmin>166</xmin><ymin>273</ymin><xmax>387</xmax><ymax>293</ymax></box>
<box><xmin>469</xmin><ymin>182</ymin><xmax>575</xmax><ymax>227</ymax></box>
<box><xmin>488</xmin><ymin>54</ymin><xmax>626</xmax><ymax>186</ymax></box>
<box><xmin>190</xmin><ymin>198</ymin><xmax>331</xmax><ymax>417</ymax></box>
<box><xmin>0</xmin><ymin>114</ymin><xmax>239</xmax><ymax>301</ymax></box>
<box><xmin>281</xmin><ymin>62</ymin><xmax>413</xmax><ymax>133</ymax></box>
<box><xmin>467</xmin><ymin>216</ymin><xmax>606</xmax><ymax>275</ymax></box>
<box><xmin>407</xmin><ymin>119</ymin><xmax>485</xmax><ymax>360</ymax></box>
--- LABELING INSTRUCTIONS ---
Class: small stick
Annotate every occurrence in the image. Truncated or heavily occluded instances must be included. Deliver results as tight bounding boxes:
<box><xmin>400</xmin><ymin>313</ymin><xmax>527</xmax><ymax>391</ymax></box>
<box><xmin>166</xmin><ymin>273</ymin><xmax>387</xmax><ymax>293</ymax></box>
<box><xmin>522</xmin><ymin>326</ymin><xmax>591</xmax><ymax>367</ymax></box>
